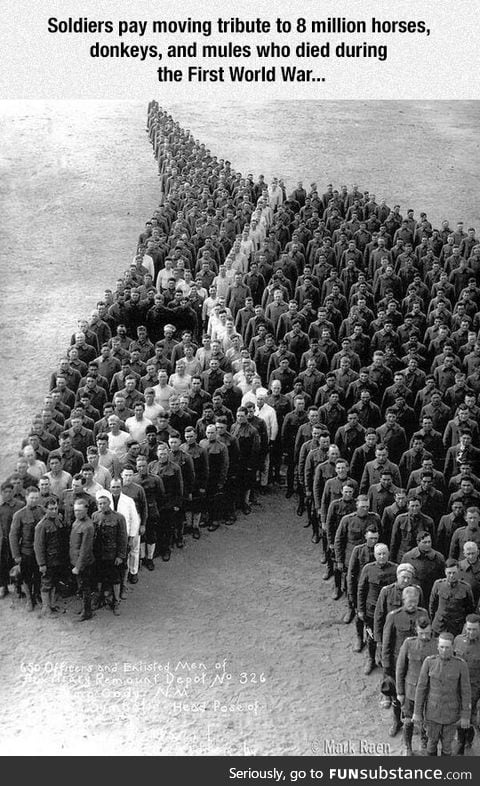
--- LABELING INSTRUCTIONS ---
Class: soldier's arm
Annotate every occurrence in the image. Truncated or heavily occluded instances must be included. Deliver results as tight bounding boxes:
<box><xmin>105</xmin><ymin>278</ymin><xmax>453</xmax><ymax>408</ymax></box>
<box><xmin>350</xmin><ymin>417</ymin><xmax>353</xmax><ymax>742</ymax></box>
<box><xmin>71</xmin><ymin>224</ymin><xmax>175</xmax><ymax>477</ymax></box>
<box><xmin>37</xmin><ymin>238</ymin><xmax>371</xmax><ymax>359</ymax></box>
<box><xmin>413</xmin><ymin>657</ymin><xmax>430</xmax><ymax>723</ymax></box>
<box><xmin>395</xmin><ymin>639</ymin><xmax>409</xmax><ymax>700</ymax></box>
<box><xmin>334</xmin><ymin>519</ymin><xmax>346</xmax><ymax>566</ymax></box>
<box><xmin>381</xmin><ymin>613</ymin><xmax>395</xmax><ymax>673</ymax></box>
<box><xmin>459</xmin><ymin>659</ymin><xmax>472</xmax><ymax>725</ymax></box>
<box><xmin>357</xmin><ymin>566</ymin><xmax>369</xmax><ymax>617</ymax></box>
<box><xmin>33</xmin><ymin>522</ymin><xmax>46</xmax><ymax>569</ymax></box>
<box><xmin>373</xmin><ymin>589</ymin><xmax>387</xmax><ymax>643</ymax></box>
<box><xmin>348</xmin><ymin>552</ymin><xmax>361</xmax><ymax>605</ymax></box>
<box><xmin>429</xmin><ymin>582</ymin><xmax>439</xmax><ymax>621</ymax></box>
<box><xmin>9</xmin><ymin>514</ymin><xmax>22</xmax><ymax>563</ymax></box>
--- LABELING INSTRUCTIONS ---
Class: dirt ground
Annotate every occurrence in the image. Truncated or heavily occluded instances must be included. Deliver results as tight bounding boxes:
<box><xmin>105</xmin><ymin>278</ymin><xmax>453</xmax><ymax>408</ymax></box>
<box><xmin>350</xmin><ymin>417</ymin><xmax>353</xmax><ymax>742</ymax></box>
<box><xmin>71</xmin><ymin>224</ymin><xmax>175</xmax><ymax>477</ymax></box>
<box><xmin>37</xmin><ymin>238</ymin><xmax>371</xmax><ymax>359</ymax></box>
<box><xmin>0</xmin><ymin>101</ymin><xmax>479</xmax><ymax>757</ymax></box>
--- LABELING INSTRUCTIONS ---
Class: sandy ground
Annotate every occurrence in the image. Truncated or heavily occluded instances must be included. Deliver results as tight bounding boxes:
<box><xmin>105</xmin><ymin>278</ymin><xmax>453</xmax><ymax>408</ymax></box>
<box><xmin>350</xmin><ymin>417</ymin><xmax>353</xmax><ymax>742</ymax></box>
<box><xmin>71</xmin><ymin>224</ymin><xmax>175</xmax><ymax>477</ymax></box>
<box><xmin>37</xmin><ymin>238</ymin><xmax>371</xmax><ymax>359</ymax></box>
<box><xmin>0</xmin><ymin>101</ymin><xmax>479</xmax><ymax>757</ymax></box>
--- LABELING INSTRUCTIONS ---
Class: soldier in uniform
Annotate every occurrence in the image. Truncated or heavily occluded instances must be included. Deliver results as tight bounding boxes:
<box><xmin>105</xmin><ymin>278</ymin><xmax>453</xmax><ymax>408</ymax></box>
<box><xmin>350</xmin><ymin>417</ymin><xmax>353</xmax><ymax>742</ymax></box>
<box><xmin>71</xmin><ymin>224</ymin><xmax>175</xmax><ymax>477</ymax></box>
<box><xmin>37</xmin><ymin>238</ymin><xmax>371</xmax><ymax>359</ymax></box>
<box><xmin>0</xmin><ymin>482</ymin><xmax>24</xmax><ymax>598</ymax></box>
<box><xmin>148</xmin><ymin>442</ymin><xmax>183</xmax><ymax>561</ymax></box>
<box><xmin>395</xmin><ymin>616</ymin><xmax>437</xmax><ymax>756</ymax></box>
<box><xmin>382</xmin><ymin>586</ymin><xmax>430</xmax><ymax>737</ymax></box>
<box><xmin>199</xmin><ymin>424</ymin><xmax>229</xmax><ymax>530</ymax></box>
<box><xmin>9</xmin><ymin>487</ymin><xmax>45</xmax><ymax>611</ymax></box>
<box><xmin>69</xmin><ymin>498</ymin><xmax>95</xmax><ymax>621</ymax></box>
<box><xmin>281</xmin><ymin>395</ymin><xmax>308</xmax><ymax>498</ymax></box>
<box><xmin>413</xmin><ymin>631</ymin><xmax>471</xmax><ymax>756</ymax></box>
<box><xmin>133</xmin><ymin>455</ymin><xmax>165</xmax><ymax>568</ymax></box>
<box><xmin>334</xmin><ymin>495</ymin><xmax>381</xmax><ymax>620</ymax></box>
<box><xmin>429</xmin><ymin>559</ymin><xmax>475</xmax><ymax>637</ymax></box>
<box><xmin>324</xmin><ymin>482</ymin><xmax>357</xmax><ymax>590</ymax></box>
<box><xmin>181</xmin><ymin>426</ymin><xmax>208</xmax><ymax>537</ymax></box>
<box><xmin>33</xmin><ymin>497</ymin><xmax>69</xmax><ymax>617</ymax></box>
<box><xmin>454</xmin><ymin>614</ymin><xmax>480</xmax><ymax>753</ymax></box>
<box><xmin>92</xmin><ymin>493</ymin><xmax>128</xmax><ymax>615</ymax></box>
<box><xmin>346</xmin><ymin>526</ymin><xmax>379</xmax><ymax>653</ymax></box>
<box><xmin>357</xmin><ymin>542</ymin><xmax>397</xmax><ymax>674</ymax></box>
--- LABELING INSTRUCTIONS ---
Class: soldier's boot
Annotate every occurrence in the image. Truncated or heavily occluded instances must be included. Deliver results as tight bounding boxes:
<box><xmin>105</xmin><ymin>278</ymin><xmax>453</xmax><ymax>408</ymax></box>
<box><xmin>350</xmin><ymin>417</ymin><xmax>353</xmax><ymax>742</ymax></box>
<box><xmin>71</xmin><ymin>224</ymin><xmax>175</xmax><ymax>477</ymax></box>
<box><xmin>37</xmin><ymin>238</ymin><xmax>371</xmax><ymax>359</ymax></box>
<box><xmin>364</xmin><ymin>637</ymin><xmax>377</xmax><ymax>675</ymax></box>
<box><xmin>296</xmin><ymin>487</ymin><xmax>305</xmax><ymax>517</ymax></box>
<box><xmin>342</xmin><ymin>601</ymin><xmax>355</xmax><ymax>624</ymax></box>
<box><xmin>420</xmin><ymin>725</ymin><xmax>428</xmax><ymax>752</ymax></box>
<box><xmin>353</xmin><ymin>617</ymin><xmax>364</xmax><ymax>652</ymax></box>
<box><xmin>311</xmin><ymin>519</ymin><xmax>320</xmax><ymax>544</ymax></box>
<box><xmin>389</xmin><ymin>701</ymin><xmax>403</xmax><ymax>737</ymax></box>
<box><xmin>453</xmin><ymin>728</ymin><xmax>467</xmax><ymax>756</ymax></box>
<box><xmin>465</xmin><ymin>725</ymin><xmax>475</xmax><ymax>749</ymax></box>
<box><xmin>40</xmin><ymin>590</ymin><xmax>54</xmax><ymax>617</ymax></box>
<box><xmin>111</xmin><ymin>584</ymin><xmax>121</xmax><ymax>616</ymax></box>
<box><xmin>120</xmin><ymin>567</ymin><xmax>128</xmax><ymax>600</ymax></box>
<box><xmin>79</xmin><ymin>592</ymin><xmax>93</xmax><ymax>621</ymax></box>
<box><xmin>322</xmin><ymin>551</ymin><xmax>334</xmax><ymax>581</ymax></box>
<box><xmin>49</xmin><ymin>588</ymin><xmax>59</xmax><ymax>612</ymax></box>
<box><xmin>320</xmin><ymin>530</ymin><xmax>329</xmax><ymax>562</ymax></box>
<box><xmin>332</xmin><ymin>569</ymin><xmax>343</xmax><ymax>600</ymax></box>
<box><xmin>402</xmin><ymin>721</ymin><xmax>414</xmax><ymax>756</ymax></box>
<box><xmin>23</xmin><ymin>584</ymin><xmax>34</xmax><ymax>612</ymax></box>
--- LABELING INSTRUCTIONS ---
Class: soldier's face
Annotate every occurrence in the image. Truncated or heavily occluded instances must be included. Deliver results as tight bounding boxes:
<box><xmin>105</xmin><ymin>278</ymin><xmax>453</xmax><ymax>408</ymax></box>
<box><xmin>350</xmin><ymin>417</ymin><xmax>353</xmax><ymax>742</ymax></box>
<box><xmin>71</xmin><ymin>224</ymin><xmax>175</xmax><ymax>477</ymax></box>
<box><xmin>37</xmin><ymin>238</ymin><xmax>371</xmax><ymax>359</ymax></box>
<box><xmin>437</xmin><ymin>638</ymin><xmax>453</xmax><ymax>659</ymax></box>
<box><xmin>466</xmin><ymin>623</ymin><xmax>480</xmax><ymax>642</ymax></box>
<box><xmin>417</xmin><ymin>625</ymin><xmax>432</xmax><ymax>642</ymax></box>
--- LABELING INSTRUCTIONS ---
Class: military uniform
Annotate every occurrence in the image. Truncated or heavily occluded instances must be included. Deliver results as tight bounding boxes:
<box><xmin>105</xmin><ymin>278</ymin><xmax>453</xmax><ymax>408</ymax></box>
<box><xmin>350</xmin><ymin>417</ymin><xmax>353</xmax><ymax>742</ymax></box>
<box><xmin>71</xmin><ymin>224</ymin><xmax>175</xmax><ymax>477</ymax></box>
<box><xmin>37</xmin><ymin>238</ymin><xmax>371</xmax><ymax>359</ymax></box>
<box><xmin>396</xmin><ymin>635</ymin><xmax>438</xmax><ymax>753</ymax></box>
<box><xmin>414</xmin><ymin>653</ymin><xmax>471</xmax><ymax>755</ymax></box>
<box><xmin>429</xmin><ymin>578</ymin><xmax>475</xmax><ymax>636</ymax></box>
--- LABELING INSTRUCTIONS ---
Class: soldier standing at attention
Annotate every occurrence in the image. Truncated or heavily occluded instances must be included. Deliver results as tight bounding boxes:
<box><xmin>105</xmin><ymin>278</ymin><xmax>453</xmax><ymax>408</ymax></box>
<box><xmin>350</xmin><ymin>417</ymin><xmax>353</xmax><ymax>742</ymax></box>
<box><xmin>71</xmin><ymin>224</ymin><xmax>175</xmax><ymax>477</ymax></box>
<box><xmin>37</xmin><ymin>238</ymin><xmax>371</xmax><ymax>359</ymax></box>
<box><xmin>413</xmin><ymin>631</ymin><xmax>471</xmax><ymax>756</ymax></box>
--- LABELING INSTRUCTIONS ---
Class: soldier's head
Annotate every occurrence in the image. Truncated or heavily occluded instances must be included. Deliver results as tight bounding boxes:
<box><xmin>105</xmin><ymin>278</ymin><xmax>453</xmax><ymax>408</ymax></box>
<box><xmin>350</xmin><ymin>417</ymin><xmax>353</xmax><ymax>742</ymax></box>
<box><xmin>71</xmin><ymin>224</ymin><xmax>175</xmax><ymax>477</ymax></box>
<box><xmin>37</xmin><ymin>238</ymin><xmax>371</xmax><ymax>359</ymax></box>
<box><xmin>416</xmin><ymin>530</ymin><xmax>433</xmax><ymax>554</ymax></box>
<box><xmin>445</xmin><ymin>558</ymin><xmax>459</xmax><ymax>586</ymax></box>
<box><xmin>465</xmin><ymin>614</ymin><xmax>480</xmax><ymax>643</ymax></box>
<box><xmin>396</xmin><ymin>562</ymin><xmax>415</xmax><ymax>588</ymax></box>
<box><xmin>465</xmin><ymin>507</ymin><xmax>480</xmax><ymax>531</ymax></box>
<box><xmin>463</xmin><ymin>541</ymin><xmax>479</xmax><ymax>565</ymax></box>
<box><xmin>402</xmin><ymin>585</ymin><xmax>420</xmax><ymax>612</ymax></box>
<box><xmin>415</xmin><ymin>616</ymin><xmax>432</xmax><ymax>642</ymax></box>
<box><xmin>355</xmin><ymin>495</ymin><xmax>370</xmax><ymax>517</ymax></box>
<box><xmin>97</xmin><ymin>494</ymin><xmax>111</xmax><ymax>514</ymax></box>
<box><xmin>364</xmin><ymin>525</ymin><xmax>379</xmax><ymax>549</ymax></box>
<box><xmin>374</xmin><ymin>542</ymin><xmax>389</xmax><ymax>565</ymax></box>
<box><xmin>437</xmin><ymin>631</ymin><xmax>454</xmax><ymax>660</ymax></box>
<box><xmin>73</xmin><ymin>498</ymin><xmax>88</xmax><ymax>521</ymax></box>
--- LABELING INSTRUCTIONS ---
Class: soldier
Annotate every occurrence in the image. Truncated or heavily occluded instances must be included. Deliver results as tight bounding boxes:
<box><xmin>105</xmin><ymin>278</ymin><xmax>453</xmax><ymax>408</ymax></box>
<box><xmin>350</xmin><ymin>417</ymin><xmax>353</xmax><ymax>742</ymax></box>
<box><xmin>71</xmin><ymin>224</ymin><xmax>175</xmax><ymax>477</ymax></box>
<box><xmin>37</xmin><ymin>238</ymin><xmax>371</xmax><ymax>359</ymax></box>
<box><xmin>0</xmin><ymin>482</ymin><xmax>24</xmax><ymax>598</ymax></box>
<box><xmin>429</xmin><ymin>559</ymin><xmax>475</xmax><ymax>636</ymax></box>
<box><xmin>454</xmin><ymin>614</ymin><xmax>480</xmax><ymax>753</ymax></box>
<box><xmin>181</xmin><ymin>427</ymin><xmax>208</xmax><ymax>537</ymax></box>
<box><xmin>389</xmin><ymin>496</ymin><xmax>435</xmax><ymax>564</ymax></box>
<box><xmin>374</xmin><ymin>563</ymin><xmax>423</xmax><ymax>657</ymax></box>
<box><xmin>281</xmin><ymin>395</ymin><xmax>308</xmax><ymax>498</ymax></box>
<box><xmin>33</xmin><ymin>497</ymin><xmax>69</xmax><ymax>616</ymax></box>
<box><xmin>382</xmin><ymin>586</ymin><xmax>430</xmax><ymax>737</ymax></box>
<box><xmin>403</xmin><ymin>531</ymin><xmax>446</xmax><ymax>606</ymax></box>
<box><xmin>346</xmin><ymin>526</ymin><xmax>379</xmax><ymax>653</ymax></box>
<box><xmin>231</xmin><ymin>407</ymin><xmax>260</xmax><ymax>515</ymax></box>
<box><xmin>324</xmin><ymin>482</ymin><xmax>357</xmax><ymax>590</ymax></box>
<box><xmin>149</xmin><ymin>442</ymin><xmax>183</xmax><ymax>561</ymax></box>
<box><xmin>133</xmin><ymin>455</ymin><xmax>165</xmax><ymax>568</ymax></box>
<box><xmin>413</xmin><ymin>631</ymin><xmax>471</xmax><ymax>756</ymax></box>
<box><xmin>396</xmin><ymin>618</ymin><xmax>438</xmax><ymax>755</ymax></box>
<box><xmin>168</xmin><ymin>431</ymin><xmax>195</xmax><ymax>545</ymax></box>
<box><xmin>334</xmin><ymin>495</ymin><xmax>381</xmax><ymax>618</ymax></box>
<box><xmin>199</xmin><ymin>424</ymin><xmax>229</xmax><ymax>530</ymax></box>
<box><xmin>459</xmin><ymin>541</ymin><xmax>480</xmax><ymax>606</ymax></box>
<box><xmin>69</xmin><ymin>498</ymin><xmax>95</xmax><ymax>621</ymax></box>
<box><xmin>357</xmin><ymin>543</ymin><xmax>397</xmax><ymax>674</ymax></box>
<box><xmin>92</xmin><ymin>493</ymin><xmax>128</xmax><ymax>615</ymax></box>
<box><xmin>9</xmin><ymin>487</ymin><xmax>45</xmax><ymax>611</ymax></box>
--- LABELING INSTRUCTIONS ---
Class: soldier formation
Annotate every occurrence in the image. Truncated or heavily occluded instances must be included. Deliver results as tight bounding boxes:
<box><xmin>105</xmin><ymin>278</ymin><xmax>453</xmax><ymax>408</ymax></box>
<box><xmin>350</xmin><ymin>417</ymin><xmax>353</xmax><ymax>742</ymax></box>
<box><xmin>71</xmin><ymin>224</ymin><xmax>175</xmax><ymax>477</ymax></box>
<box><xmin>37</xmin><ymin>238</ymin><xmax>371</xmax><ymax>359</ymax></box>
<box><xmin>1</xmin><ymin>102</ymin><xmax>480</xmax><ymax>756</ymax></box>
